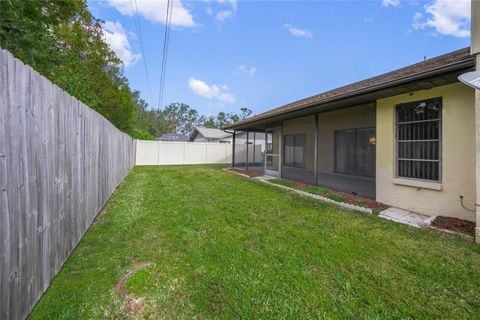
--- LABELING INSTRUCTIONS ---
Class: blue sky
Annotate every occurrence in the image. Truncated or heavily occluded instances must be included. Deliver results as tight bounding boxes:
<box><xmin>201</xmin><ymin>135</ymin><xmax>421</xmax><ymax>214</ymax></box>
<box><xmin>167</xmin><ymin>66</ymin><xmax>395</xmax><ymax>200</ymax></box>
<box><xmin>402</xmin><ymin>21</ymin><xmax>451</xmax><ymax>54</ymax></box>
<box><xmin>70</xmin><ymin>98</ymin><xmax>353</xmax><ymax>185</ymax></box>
<box><xmin>88</xmin><ymin>0</ymin><xmax>471</xmax><ymax>117</ymax></box>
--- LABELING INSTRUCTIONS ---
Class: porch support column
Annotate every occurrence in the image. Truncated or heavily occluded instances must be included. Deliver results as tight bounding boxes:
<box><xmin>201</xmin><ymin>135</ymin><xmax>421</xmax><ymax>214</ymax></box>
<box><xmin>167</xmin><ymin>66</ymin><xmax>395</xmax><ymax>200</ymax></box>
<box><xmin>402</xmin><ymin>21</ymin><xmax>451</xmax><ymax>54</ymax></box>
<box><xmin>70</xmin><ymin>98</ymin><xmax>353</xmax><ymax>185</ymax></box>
<box><xmin>246</xmin><ymin>130</ymin><xmax>249</xmax><ymax>170</ymax></box>
<box><xmin>264</xmin><ymin>128</ymin><xmax>267</xmax><ymax>173</ymax></box>
<box><xmin>472</xmin><ymin>0</ymin><xmax>480</xmax><ymax>243</ymax></box>
<box><xmin>314</xmin><ymin>114</ymin><xmax>318</xmax><ymax>186</ymax></box>
<box><xmin>253</xmin><ymin>132</ymin><xmax>256</xmax><ymax>169</ymax></box>
<box><xmin>232</xmin><ymin>130</ymin><xmax>236</xmax><ymax>168</ymax></box>
<box><xmin>279</xmin><ymin>121</ymin><xmax>283</xmax><ymax>178</ymax></box>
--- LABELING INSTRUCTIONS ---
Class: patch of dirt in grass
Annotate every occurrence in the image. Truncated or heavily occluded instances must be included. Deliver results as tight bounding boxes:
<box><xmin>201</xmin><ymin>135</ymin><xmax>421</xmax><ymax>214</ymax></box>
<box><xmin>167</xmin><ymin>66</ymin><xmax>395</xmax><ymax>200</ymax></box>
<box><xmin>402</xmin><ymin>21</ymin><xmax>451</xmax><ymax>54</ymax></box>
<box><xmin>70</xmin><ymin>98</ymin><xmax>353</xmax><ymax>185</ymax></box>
<box><xmin>122</xmin><ymin>297</ymin><xmax>146</xmax><ymax>317</ymax></box>
<box><xmin>289</xmin><ymin>180</ymin><xmax>309</xmax><ymax>189</ymax></box>
<box><xmin>247</xmin><ymin>238</ymin><xmax>261</xmax><ymax>251</ymax></box>
<box><xmin>206</xmin><ymin>280</ymin><xmax>226</xmax><ymax>315</ymax></box>
<box><xmin>114</xmin><ymin>263</ymin><xmax>154</xmax><ymax>317</ymax></box>
<box><xmin>431</xmin><ymin>216</ymin><xmax>476</xmax><ymax>236</ymax></box>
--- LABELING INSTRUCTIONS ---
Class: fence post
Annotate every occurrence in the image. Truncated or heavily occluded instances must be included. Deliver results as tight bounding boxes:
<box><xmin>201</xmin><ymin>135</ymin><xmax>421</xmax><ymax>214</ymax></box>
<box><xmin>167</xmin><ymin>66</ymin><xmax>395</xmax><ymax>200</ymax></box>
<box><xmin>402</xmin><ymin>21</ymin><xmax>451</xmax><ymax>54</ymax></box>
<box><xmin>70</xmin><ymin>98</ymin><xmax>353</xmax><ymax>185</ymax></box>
<box><xmin>183</xmin><ymin>141</ymin><xmax>186</xmax><ymax>165</ymax></box>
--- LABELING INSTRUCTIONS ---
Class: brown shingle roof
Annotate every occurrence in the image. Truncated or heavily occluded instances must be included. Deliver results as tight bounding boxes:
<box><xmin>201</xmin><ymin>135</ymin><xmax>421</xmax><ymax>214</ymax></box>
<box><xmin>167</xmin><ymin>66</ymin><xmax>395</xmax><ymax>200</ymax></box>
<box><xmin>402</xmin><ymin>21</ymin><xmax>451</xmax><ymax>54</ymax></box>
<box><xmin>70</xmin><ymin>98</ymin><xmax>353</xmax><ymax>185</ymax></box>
<box><xmin>226</xmin><ymin>47</ymin><xmax>473</xmax><ymax>129</ymax></box>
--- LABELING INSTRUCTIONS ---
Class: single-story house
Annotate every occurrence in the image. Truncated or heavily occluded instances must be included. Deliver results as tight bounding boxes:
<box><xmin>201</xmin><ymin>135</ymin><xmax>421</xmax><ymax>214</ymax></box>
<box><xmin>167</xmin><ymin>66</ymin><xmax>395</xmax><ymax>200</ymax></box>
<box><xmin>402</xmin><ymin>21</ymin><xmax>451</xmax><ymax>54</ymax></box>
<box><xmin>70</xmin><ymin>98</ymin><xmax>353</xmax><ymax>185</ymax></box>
<box><xmin>190</xmin><ymin>127</ymin><xmax>233</xmax><ymax>143</ymax></box>
<box><xmin>225</xmin><ymin>47</ymin><xmax>478</xmax><ymax>227</ymax></box>
<box><xmin>156</xmin><ymin>133</ymin><xmax>189</xmax><ymax>142</ymax></box>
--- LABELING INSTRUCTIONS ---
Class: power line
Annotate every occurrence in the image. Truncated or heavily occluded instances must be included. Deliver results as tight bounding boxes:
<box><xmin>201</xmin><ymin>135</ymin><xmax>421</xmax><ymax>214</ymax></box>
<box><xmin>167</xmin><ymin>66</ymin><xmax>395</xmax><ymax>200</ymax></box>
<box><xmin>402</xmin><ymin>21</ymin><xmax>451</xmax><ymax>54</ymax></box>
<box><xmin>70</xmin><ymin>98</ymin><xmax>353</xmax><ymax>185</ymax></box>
<box><xmin>158</xmin><ymin>0</ymin><xmax>172</xmax><ymax>108</ymax></box>
<box><xmin>158</xmin><ymin>0</ymin><xmax>173</xmax><ymax>109</ymax></box>
<box><xmin>130</xmin><ymin>0</ymin><xmax>152</xmax><ymax>101</ymax></box>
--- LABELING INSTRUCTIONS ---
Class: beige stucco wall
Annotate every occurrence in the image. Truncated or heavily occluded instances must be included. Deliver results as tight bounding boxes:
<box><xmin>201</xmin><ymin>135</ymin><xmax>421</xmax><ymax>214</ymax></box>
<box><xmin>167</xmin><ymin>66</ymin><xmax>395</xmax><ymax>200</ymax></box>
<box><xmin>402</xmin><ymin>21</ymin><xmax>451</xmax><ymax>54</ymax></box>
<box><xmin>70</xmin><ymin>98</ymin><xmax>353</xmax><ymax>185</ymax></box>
<box><xmin>317</xmin><ymin>104</ymin><xmax>376</xmax><ymax>174</ymax></box>
<box><xmin>376</xmin><ymin>82</ymin><xmax>476</xmax><ymax>221</ymax></box>
<box><xmin>283</xmin><ymin>115</ymin><xmax>316</xmax><ymax>171</ymax></box>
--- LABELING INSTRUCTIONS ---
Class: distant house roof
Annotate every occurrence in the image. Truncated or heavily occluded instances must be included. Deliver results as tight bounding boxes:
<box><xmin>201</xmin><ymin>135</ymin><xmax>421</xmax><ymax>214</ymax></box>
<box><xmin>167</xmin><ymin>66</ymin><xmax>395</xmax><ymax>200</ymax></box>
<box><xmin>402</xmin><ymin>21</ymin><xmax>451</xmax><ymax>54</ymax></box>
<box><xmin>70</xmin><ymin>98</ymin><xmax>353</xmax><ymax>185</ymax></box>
<box><xmin>189</xmin><ymin>127</ymin><xmax>232</xmax><ymax>141</ymax></box>
<box><xmin>226</xmin><ymin>47</ymin><xmax>474</xmax><ymax>130</ymax></box>
<box><xmin>156</xmin><ymin>133</ymin><xmax>189</xmax><ymax>141</ymax></box>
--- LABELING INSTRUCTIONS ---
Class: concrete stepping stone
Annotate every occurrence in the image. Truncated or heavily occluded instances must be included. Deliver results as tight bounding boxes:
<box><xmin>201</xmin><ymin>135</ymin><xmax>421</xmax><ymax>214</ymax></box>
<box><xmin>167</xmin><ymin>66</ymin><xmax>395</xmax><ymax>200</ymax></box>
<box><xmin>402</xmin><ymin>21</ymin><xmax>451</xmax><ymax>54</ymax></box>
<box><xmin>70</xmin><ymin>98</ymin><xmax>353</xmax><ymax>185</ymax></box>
<box><xmin>379</xmin><ymin>207</ymin><xmax>436</xmax><ymax>228</ymax></box>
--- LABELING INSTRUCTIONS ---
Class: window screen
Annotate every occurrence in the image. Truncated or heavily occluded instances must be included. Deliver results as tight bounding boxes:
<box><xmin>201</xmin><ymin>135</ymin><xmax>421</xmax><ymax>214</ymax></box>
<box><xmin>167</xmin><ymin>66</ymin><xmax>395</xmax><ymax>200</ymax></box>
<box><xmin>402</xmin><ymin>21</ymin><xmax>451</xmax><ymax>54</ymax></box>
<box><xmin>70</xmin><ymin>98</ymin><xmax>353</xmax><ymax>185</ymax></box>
<box><xmin>335</xmin><ymin>128</ymin><xmax>375</xmax><ymax>177</ymax></box>
<box><xmin>233</xmin><ymin>131</ymin><xmax>247</xmax><ymax>168</ymax></box>
<box><xmin>283</xmin><ymin>134</ymin><xmax>306</xmax><ymax>168</ymax></box>
<box><xmin>396</xmin><ymin>98</ymin><xmax>441</xmax><ymax>181</ymax></box>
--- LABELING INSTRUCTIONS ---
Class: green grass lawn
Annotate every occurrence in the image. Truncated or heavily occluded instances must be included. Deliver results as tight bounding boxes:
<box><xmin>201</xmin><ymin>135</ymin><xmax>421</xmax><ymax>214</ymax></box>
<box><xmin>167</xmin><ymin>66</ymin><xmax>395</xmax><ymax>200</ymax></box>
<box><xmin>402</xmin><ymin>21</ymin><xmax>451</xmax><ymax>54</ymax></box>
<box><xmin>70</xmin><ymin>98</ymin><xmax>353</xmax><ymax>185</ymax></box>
<box><xmin>30</xmin><ymin>165</ymin><xmax>480</xmax><ymax>319</ymax></box>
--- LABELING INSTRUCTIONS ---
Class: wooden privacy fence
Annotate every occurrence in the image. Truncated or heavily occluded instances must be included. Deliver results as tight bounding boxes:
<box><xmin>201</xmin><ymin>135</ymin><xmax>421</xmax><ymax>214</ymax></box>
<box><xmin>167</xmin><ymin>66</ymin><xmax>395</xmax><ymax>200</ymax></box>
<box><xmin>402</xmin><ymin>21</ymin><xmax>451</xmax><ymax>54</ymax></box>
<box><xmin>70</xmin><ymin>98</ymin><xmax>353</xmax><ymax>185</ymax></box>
<box><xmin>135</xmin><ymin>140</ymin><xmax>232</xmax><ymax>165</ymax></box>
<box><xmin>0</xmin><ymin>49</ymin><xmax>136</xmax><ymax>320</ymax></box>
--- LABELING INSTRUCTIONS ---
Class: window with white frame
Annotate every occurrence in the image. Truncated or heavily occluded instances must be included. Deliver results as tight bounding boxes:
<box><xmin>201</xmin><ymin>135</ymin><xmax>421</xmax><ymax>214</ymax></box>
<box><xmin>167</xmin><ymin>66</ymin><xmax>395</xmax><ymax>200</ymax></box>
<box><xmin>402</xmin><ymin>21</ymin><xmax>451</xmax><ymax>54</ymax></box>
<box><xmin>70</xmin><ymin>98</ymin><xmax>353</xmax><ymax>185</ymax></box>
<box><xmin>396</xmin><ymin>98</ymin><xmax>441</xmax><ymax>181</ymax></box>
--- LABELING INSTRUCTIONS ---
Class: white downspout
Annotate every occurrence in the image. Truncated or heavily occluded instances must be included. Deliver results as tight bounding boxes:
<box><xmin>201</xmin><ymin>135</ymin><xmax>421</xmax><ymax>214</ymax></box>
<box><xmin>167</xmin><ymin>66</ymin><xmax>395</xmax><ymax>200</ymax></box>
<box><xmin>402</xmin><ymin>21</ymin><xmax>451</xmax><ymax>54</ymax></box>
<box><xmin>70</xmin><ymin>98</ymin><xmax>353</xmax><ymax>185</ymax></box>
<box><xmin>472</xmin><ymin>0</ymin><xmax>480</xmax><ymax>243</ymax></box>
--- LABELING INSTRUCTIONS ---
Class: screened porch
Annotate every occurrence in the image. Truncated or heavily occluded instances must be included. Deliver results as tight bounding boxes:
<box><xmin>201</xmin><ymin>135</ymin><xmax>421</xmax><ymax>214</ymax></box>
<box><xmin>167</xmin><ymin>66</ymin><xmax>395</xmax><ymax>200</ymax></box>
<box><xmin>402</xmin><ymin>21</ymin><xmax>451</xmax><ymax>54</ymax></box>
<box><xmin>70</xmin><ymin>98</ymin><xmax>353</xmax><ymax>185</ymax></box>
<box><xmin>231</xmin><ymin>104</ymin><xmax>377</xmax><ymax>198</ymax></box>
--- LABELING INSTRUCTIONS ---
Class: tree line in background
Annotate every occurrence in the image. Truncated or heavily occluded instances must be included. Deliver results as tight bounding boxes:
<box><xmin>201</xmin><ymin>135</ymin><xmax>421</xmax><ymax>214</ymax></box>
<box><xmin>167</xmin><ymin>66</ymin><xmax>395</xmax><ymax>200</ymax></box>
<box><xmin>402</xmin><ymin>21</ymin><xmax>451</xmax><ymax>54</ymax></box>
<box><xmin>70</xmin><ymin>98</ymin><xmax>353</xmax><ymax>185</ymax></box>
<box><xmin>136</xmin><ymin>100</ymin><xmax>252</xmax><ymax>137</ymax></box>
<box><xmin>0</xmin><ymin>0</ymin><xmax>252</xmax><ymax>140</ymax></box>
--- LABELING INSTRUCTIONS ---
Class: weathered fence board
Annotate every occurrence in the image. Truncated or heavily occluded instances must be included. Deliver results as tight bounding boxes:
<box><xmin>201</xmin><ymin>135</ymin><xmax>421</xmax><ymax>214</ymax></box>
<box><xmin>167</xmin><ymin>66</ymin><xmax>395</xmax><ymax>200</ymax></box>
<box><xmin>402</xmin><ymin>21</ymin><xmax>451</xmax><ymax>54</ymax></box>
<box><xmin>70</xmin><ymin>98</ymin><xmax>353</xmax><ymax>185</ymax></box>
<box><xmin>0</xmin><ymin>49</ymin><xmax>136</xmax><ymax>320</ymax></box>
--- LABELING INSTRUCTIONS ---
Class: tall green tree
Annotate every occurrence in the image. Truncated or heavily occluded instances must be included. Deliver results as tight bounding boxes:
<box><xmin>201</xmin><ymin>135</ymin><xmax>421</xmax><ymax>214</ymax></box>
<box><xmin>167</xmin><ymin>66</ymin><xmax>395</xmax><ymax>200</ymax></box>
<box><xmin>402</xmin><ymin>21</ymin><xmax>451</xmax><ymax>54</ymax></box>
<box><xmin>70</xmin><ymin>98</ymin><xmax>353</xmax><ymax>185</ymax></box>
<box><xmin>196</xmin><ymin>108</ymin><xmax>253</xmax><ymax>129</ymax></box>
<box><xmin>239</xmin><ymin>107</ymin><xmax>253</xmax><ymax>119</ymax></box>
<box><xmin>162</xmin><ymin>102</ymin><xmax>200</xmax><ymax>135</ymax></box>
<box><xmin>0</xmin><ymin>1</ymin><xmax>255</xmax><ymax>139</ymax></box>
<box><xmin>201</xmin><ymin>115</ymin><xmax>217</xmax><ymax>128</ymax></box>
<box><xmin>133</xmin><ymin>91</ymin><xmax>167</xmax><ymax>139</ymax></box>
<box><xmin>0</xmin><ymin>0</ymin><xmax>147</xmax><ymax>138</ymax></box>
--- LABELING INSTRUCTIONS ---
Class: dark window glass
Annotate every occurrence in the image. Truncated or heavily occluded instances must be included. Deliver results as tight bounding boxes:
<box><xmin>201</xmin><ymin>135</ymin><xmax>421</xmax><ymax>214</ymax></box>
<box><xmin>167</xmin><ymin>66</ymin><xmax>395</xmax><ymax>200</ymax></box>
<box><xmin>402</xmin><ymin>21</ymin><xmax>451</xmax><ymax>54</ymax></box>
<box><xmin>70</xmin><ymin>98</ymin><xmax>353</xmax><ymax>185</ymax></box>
<box><xmin>356</xmin><ymin>128</ymin><xmax>376</xmax><ymax>177</ymax></box>
<box><xmin>396</xmin><ymin>98</ymin><xmax>441</xmax><ymax>181</ymax></box>
<box><xmin>335</xmin><ymin>129</ymin><xmax>356</xmax><ymax>174</ymax></box>
<box><xmin>283</xmin><ymin>134</ymin><xmax>306</xmax><ymax>168</ymax></box>
<box><xmin>335</xmin><ymin>128</ymin><xmax>375</xmax><ymax>177</ymax></box>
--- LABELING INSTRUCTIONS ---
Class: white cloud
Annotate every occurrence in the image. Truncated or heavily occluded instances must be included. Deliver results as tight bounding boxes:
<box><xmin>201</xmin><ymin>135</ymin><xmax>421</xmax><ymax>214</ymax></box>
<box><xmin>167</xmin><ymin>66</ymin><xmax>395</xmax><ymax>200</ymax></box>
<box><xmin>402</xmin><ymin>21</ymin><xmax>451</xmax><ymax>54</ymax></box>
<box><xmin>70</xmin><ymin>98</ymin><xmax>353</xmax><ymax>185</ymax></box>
<box><xmin>216</xmin><ymin>10</ymin><xmax>233</xmax><ymax>22</ymax></box>
<box><xmin>382</xmin><ymin>0</ymin><xmax>400</xmax><ymax>7</ymax></box>
<box><xmin>206</xmin><ymin>0</ymin><xmax>238</xmax><ymax>23</ymax></box>
<box><xmin>412</xmin><ymin>12</ymin><xmax>424</xmax><ymax>29</ymax></box>
<box><xmin>102</xmin><ymin>20</ymin><xmax>141</xmax><ymax>67</ymax></box>
<box><xmin>364</xmin><ymin>15</ymin><xmax>374</xmax><ymax>23</ymax></box>
<box><xmin>412</xmin><ymin>0</ymin><xmax>470</xmax><ymax>37</ymax></box>
<box><xmin>284</xmin><ymin>24</ymin><xmax>313</xmax><ymax>38</ymax></box>
<box><xmin>236</xmin><ymin>65</ymin><xmax>256</xmax><ymax>76</ymax></box>
<box><xmin>188</xmin><ymin>77</ymin><xmax>236</xmax><ymax>103</ymax></box>
<box><xmin>107</xmin><ymin>0</ymin><xmax>196</xmax><ymax>28</ymax></box>
<box><xmin>217</xmin><ymin>0</ymin><xmax>237</xmax><ymax>10</ymax></box>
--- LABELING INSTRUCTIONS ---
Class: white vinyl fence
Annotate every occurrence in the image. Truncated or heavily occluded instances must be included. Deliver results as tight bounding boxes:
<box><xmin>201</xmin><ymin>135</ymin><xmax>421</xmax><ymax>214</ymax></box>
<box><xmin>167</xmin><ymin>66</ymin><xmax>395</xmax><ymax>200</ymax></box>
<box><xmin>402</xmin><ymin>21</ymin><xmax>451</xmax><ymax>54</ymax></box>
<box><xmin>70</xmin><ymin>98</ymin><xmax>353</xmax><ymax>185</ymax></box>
<box><xmin>135</xmin><ymin>140</ymin><xmax>232</xmax><ymax>165</ymax></box>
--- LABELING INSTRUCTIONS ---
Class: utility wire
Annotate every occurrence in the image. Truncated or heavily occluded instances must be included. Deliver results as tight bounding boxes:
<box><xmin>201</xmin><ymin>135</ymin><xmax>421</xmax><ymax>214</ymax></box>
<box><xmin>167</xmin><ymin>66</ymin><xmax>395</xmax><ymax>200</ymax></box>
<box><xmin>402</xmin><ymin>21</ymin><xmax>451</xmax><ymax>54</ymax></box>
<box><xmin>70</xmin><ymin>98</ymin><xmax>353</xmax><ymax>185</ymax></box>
<box><xmin>130</xmin><ymin>0</ymin><xmax>152</xmax><ymax>101</ymax></box>
<box><xmin>158</xmin><ymin>0</ymin><xmax>172</xmax><ymax>108</ymax></box>
<box><xmin>158</xmin><ymin>0</ymin><xmax>173</xmax><ymax>109</ymax></box>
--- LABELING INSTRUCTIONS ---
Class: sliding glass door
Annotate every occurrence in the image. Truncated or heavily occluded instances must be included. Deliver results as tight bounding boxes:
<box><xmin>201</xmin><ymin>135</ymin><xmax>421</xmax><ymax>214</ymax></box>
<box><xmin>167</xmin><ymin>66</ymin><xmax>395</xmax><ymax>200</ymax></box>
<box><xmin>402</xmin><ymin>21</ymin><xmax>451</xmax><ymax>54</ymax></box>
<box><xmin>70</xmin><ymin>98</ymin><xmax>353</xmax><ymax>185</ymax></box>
<box><xmin>334</xmin><ymin>127</ymin><xmax>375</xmax><ymax>177</ymax></box>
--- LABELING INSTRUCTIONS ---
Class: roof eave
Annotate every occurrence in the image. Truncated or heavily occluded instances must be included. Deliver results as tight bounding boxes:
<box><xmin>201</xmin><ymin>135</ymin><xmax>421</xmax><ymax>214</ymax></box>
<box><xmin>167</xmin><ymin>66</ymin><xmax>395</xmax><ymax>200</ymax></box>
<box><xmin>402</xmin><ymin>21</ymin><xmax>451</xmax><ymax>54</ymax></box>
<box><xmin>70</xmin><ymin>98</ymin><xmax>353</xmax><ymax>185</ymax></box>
<box><xmin>225</xmin><ymin>57</ymin><xmax>474</xmax><ymax>130</ymax></box>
